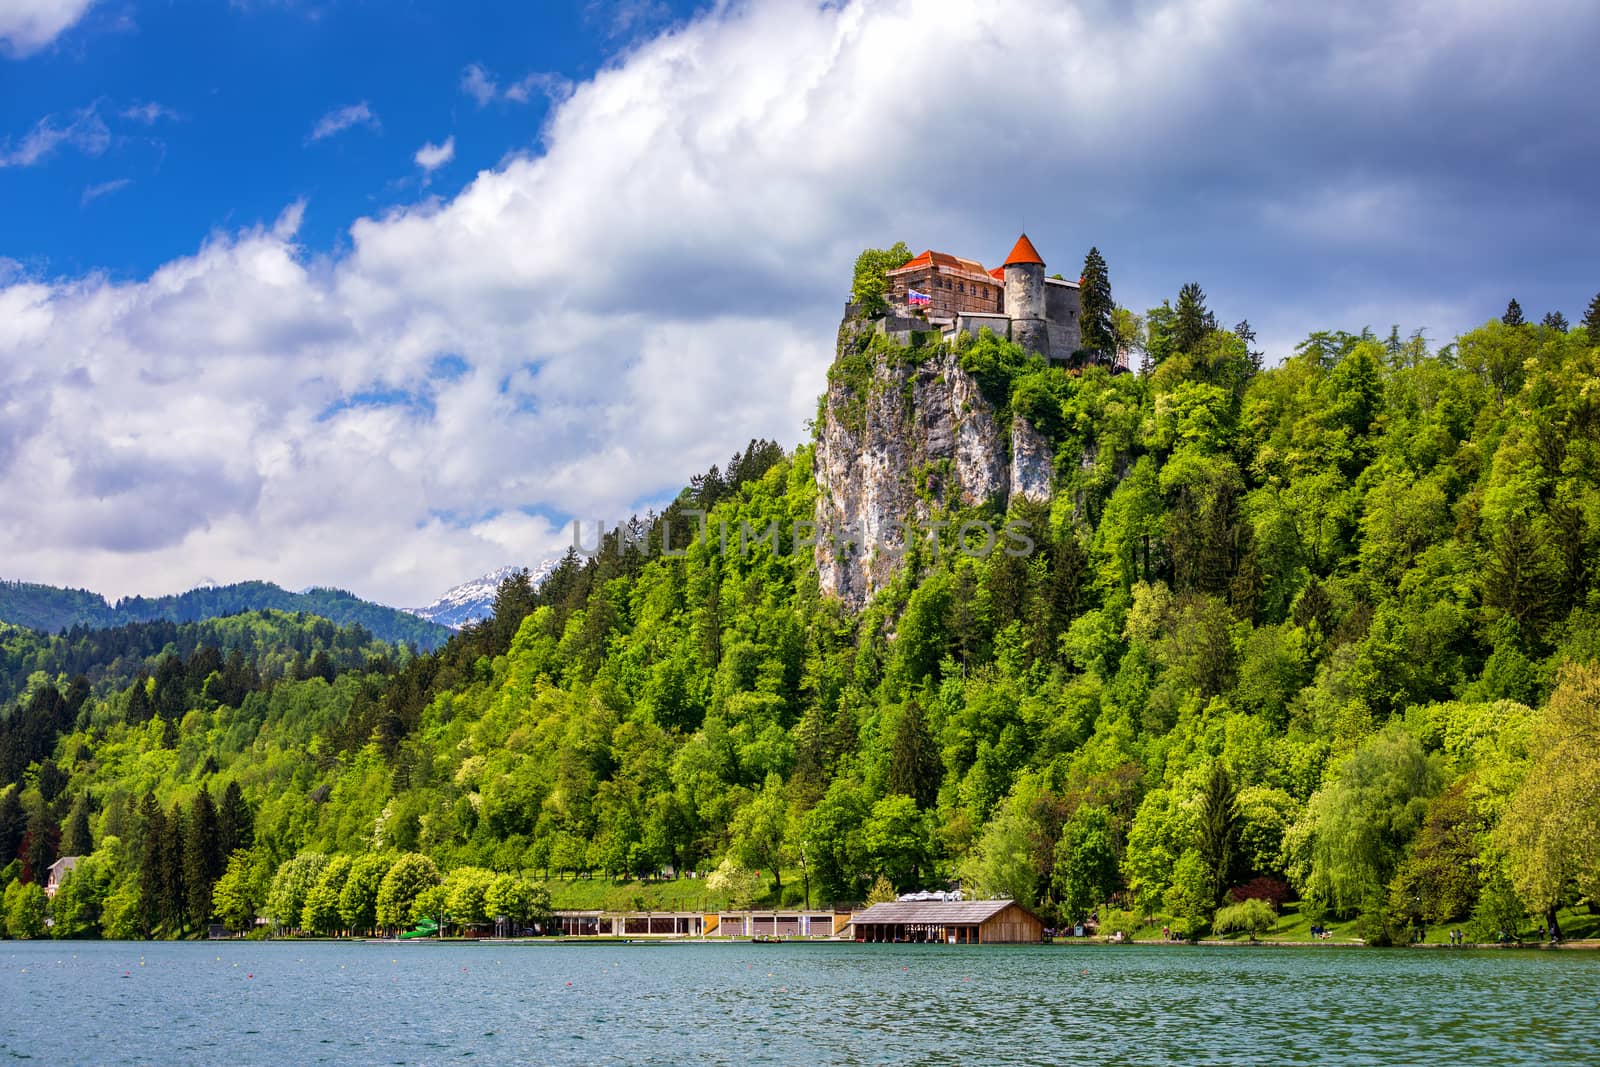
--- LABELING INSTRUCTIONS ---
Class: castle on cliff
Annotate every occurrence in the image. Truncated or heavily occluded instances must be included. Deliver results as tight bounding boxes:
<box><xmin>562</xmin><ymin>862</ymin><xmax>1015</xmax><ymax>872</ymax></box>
<box><xmin>877</xmin><ymin>233</ymin><xmax>1123</xmax><ymax>370</ymax></box>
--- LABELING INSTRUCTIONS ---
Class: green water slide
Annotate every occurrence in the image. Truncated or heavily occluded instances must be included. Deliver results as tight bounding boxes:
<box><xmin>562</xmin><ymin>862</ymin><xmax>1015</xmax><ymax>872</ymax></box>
<box><xmin>400</xmin><ymin>917</ymin><xmax>440</xmax><ymax>939</ymax></box>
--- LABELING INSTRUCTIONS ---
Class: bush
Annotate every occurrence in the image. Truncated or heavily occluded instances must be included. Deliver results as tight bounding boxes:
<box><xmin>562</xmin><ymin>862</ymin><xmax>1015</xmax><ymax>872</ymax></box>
<box><xmin>864</xmin><ymin>874</ymin><xmax>897</xmax><ymax>906</ymax></box>
<box><xmin>1213</xmin><ymin>897</ymin><xmax>1277</xmax><ymax>940</ymax></box>
<box><xmin>1099</xmin><ymin>908</ymin><xmax>1139</xmax><ymax>939</ymax></box>
<box><xmin>707</xmin><ymin>858</ymin><xmax>762</xmax><ymax>910</ymax></box>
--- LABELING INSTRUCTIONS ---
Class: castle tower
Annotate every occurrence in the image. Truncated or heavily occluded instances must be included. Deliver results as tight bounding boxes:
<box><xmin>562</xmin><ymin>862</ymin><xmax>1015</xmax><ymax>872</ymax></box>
<box><xmin>1002</xmin><ymin>233</ymin><xmax>1049</xmax><ymax>358</ymax></box>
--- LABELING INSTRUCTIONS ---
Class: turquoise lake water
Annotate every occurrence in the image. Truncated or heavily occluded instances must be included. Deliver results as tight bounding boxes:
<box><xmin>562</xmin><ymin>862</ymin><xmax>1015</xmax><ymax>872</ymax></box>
<box><xmin>2</xmin><ymin>940</ymin><xmax>1596</xmax><ymax>1065</ymax></box>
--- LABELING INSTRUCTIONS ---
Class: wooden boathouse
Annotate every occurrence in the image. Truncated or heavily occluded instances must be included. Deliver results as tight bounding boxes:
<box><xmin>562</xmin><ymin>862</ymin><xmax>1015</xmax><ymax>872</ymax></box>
<box><xmin>848</xmin><ymin>899</ymin><xmax>1044</xmax><ymax>944</ymax></box>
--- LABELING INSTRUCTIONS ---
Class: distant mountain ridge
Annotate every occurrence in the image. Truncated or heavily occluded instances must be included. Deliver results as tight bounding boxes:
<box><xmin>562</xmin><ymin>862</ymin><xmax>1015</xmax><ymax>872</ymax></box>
<box><xmin>407</xmin><ymin>559</ymin><xmax>560</xmax><ymax>630</ymax></box>
<box><xmin>0</xmin><ymin>578</ymin><xmax>452</xmax><ymax>650</ymax></box>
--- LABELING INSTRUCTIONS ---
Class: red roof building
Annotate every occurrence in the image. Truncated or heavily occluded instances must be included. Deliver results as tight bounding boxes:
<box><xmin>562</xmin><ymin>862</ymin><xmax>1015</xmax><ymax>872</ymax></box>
<box><xmin>874</xmin><ymin>235</ymin><xmax>1110</xmax><ymax>370</ymax></box>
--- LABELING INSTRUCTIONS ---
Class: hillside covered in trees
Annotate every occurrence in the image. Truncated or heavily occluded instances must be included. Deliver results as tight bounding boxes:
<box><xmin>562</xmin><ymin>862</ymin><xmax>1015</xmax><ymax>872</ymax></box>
<box><xmin>3</xmin><ymin>272</ymin><xmax>1599</xmax><ymax>946</ymax></box>
<box><xmin>0</xmin><ymin>579</ymin><xmax>452</xmax><ymax>651</ymax></box>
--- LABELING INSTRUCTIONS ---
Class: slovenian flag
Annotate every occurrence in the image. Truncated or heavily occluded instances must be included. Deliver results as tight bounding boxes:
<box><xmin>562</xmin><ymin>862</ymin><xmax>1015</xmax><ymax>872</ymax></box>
<box><xmin>908</xmin><ymin>290</ymin><xmax>931</xmax><ymax>306</ymax></box>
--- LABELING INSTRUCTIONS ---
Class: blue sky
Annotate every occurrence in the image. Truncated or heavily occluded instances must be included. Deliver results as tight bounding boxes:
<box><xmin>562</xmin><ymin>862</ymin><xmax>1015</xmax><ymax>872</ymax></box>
<box><xmin>1</xmin><ymin>1</ymin><xmax>700</xmax><ymax>275</ymax></box>
<box><xmin>2</xmin><ymin>0</ymin><xmax>1598</xmax><ymax>607</ymax></box>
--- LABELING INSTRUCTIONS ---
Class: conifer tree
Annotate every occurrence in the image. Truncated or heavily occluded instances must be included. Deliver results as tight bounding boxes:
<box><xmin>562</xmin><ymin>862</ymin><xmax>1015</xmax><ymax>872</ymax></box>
<box><xmin>1582</xmin><ymin>291</ymin><xmax>1600</xmax><ymax>337</ymax></box>
<box><xmin>1173</xmin><ymin>282</ymin><xmax>1216</xmax><ymax>353</ymax></box>
<box><xmin>1077</xmin><ymin>246</ymin><xmax>1116</xmax><ymax>364</ymax></box>
<box><xmin>1234</xmin><ymin>319</ymin><xmax>1265</xmax><ymax>372</ymax></box>
<box><xmin>1196</xmin><ymin>762</ymin><xmax>1241</xmax><ymax>909</ymax></box>
<box><xmin>184</xmin><ymin>787</ymin><xmax>222</xmax><ymax>924</ymax></box>
<box><xmin>124</xmin><ymin>674</ymin><xmax>152</xmax><ymax>724</ymax></box>
<box><xmin>61</xmin><ymin>796</ymin><xmax>92</xmax><ymax>857</ymax></box>
<box><xmin>159</xmin><ymin>802</ymin><xmax>187</xmax><ymax>932</ymax></box>
<box><xmin>218</xmin><ymin>780</ymin><xmax>254</xmax><ymax>855</ymax></box>
<box><xmin>1502</xmin><ymin>299</ymin><xmax>1525</xmax><ymax>326</ymax></box>
<box><xmin>1542</xmin><ymin>311</ymin><xmax>1568</xmax><ymax>331</ymax></box>
<box><xmin>0</xmin><ymin>790</ymin><xmax>24</xmax><ymax>865</ymax></box>
<box><xmin>887</xmin><ymin>700</ymin><xmax>941</xmax><ymax>808</ymax></box>
<box><xmin>137</xmin><ymin>794</ymin><xmax>165</xmax><ymax>936</ymax></box>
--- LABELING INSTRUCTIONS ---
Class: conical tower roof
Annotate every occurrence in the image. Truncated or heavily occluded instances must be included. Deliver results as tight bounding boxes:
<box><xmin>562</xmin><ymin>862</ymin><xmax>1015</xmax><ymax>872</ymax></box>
<box><xmin>1002</xmin><ymin>233</ymin><xmax>1045</xmax><ymax>268</ymax></box>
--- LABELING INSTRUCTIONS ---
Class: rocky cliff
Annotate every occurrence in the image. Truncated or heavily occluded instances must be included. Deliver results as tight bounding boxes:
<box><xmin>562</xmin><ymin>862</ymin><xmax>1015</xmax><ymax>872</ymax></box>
<box><xmin>813</xmin><ymin>319</ymin><xmax>1055</xmax><ymax>606</ymax></box>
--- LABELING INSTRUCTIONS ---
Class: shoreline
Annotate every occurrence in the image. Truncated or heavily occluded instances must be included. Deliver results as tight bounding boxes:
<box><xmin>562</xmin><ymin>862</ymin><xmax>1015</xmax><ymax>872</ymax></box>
<box><xmin>157</xmin><ymin>934</ymin><xmax>1600</xmax><ymax>951</ymax></box>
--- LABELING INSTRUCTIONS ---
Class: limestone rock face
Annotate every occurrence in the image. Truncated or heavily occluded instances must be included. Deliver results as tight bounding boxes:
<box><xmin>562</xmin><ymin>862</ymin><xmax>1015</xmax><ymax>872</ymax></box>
<box><xmin>1009</xmin><ymin>417</ymin><xmax>1054</xmax><ymax>504</ymax></box>
<box><xmin>813</xmin><ymin>321</ymin><xmax>1055</xmax><ymax>606</ymax></box>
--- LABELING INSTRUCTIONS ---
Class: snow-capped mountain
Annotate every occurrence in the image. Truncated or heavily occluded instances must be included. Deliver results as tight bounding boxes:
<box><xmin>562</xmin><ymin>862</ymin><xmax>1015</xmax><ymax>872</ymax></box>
<box><xmin>407</xmin><ymin>559</ymin><xmax>560</xmax><ymax>630</ymax></box>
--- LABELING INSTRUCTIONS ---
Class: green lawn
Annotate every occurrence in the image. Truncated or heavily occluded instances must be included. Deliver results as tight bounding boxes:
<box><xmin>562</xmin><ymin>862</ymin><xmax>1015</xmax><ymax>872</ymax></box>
<box><xmin>1247</xmin><ymin>902</ymin><xmax>1357</xmax><ymax>943</ymax></box>
<box><xmin>1140</xmin><ymin>900</ymin><xmax>1600</xmax><ymax>946</ymax></box>
<box><xmin>545</xmin><ymin>875</ymin><xmax>724</xmax><ymax>913</ymax></box>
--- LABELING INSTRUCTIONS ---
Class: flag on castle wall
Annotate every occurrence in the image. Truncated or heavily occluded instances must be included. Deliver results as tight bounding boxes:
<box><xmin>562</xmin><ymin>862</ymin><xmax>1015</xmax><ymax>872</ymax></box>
<box><xmin>908</xmin><ymin>290</ymin><xmax>931</xmax><ymax>306</ymax></box>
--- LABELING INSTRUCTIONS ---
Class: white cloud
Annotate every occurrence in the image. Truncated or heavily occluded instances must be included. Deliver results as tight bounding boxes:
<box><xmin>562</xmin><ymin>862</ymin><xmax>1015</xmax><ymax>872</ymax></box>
<box><xmin>0</xmin><ymin>0</ymin><xmax>95</xmax><ymax>57</ymax></box>
<box><xmin>460</xmin><ymin>63</ymin><xmax>498</xmax><ymax>106</ymax></box>
<box><xmin>120</xmin><ymin>101</ymin><xmax>181</xmax><ymax>124</ymax></box>
<box><xmin>504</xmin><ymin>72</ymin><xmax>572</xmax><ymax>105</ymax></box>
<box><xmin>413</xmin><ymin>136</ymin><xmax>455</xmax><ymax>174</ymax></box>
<box><xmin>0</xmin><ymin>105</ymin><xmax>109</xmax><ymax>167</ymax></box>
<box><xmin>2</xmin><ymin>0</ymin><xmax>1596</xmax><ymax>606</ymax></box>
<box><xmin>306</xmin><ymin>101</ymin><xmax>379</xmax><ymax>143</ymax></box>
<box><xmin>81</xmin><ymin>177</ymin><xmax>131</xmax><ymax>204</ymax></box>
<box><xmin>461</xmin><ymin>62</ymin><xmax>571</xmax><ymax>106</ymax></box>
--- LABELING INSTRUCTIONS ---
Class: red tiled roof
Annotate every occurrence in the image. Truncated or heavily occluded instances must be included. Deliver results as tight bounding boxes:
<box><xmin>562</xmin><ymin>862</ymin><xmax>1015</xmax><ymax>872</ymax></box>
<box><xmin>989</xmin><ymin>266</ymin><xmax>1004</xmax><ymax>280</ymax></box>
<box><xmin>1002</xmin><ymin>233</ymin><xmax>1045</xmax><ymax>267</ymax></box>
<box><xmin>893</xmin><ymin>249</ymin><xmax>996</xmax><ymax>280</ymax></box>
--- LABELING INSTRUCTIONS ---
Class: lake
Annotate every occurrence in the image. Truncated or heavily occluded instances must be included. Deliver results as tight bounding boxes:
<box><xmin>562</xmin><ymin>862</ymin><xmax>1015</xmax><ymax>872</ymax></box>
<box><xmin>1</xmin><ymin>940</ymin><xmax>1595</xmax><ymax>1065</ymax></box>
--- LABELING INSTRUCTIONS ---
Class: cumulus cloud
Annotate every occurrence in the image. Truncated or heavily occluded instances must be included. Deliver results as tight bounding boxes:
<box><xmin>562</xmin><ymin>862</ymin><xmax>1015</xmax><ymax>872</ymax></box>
<box><xmin>3</xmin><ymin>0</ymin><xmax>1598</xmax><ymax>606</ymax></box>
<box><xmin>414</xmin><ymin>136</ymin><xmax>455</xmax><ymax>174</ymax></box>
<box><xmin>306</xmin><ymin>101</ymin><xmax>379</xmax><ymax>143</ymax></box>
<box><xmin>0</xmin><ymin>105</ymin><xmax>110</xmax><ymax>167</ymax></box>
<box><xmin>0</xmin><ymin>0</ymin><xmax>95</xmax><ymax>57</ymax></box>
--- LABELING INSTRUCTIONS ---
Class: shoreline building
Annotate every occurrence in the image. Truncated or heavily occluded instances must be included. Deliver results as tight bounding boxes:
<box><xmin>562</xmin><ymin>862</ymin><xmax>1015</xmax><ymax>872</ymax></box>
<box><xmin>883</xmin><ymin>234</ymin><xmax>1087</xmax><ymax>365</ymax></box>
<box><xmin>44</xmin><ymin>856</ymin><xmax>80</xmax><ymax>898</ymax></box>
<box><xmin>847</xmin><ymin>898</ymin><xmax>1044</xmax><ymax>944</ymax></box>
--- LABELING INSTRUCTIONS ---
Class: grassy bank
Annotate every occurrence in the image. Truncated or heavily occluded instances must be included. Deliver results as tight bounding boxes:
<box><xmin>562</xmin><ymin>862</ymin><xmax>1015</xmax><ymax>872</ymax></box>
<box><xmin>543</xmin><ymin>871</ymin><xmax>835</xmax><ymax>914</ymax></box>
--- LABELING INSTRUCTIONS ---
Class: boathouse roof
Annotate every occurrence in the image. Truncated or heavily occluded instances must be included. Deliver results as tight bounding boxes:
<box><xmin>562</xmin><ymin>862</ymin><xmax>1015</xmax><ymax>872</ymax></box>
<box><xmin>849</xmin><ymin>898</ymin><xmax>1020</xmax><ymax>925</ymax></box>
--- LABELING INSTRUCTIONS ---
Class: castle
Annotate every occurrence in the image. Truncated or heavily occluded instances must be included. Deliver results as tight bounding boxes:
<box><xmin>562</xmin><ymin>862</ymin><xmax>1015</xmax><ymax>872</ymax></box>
<box><xmin>876</xmin><ymin>233</ymin><xmax>1120</xmax><ymax>369</ymax></box>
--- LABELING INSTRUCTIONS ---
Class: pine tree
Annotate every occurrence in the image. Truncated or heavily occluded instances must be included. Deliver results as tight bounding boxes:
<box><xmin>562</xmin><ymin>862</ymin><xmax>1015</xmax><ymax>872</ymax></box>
<box><xmin>1542</xmin><ymin>311</ymin><xmax>1568</xmax><ymax>332</ymax></box>
<box><xmin>137</xmin><ymin>793</ymin><xmax>165</xmax><ymax>937</ymax></box>
<box><xmin>61</xmin><ymin>796</ymin><xmax>93</xmax><ymax>857</ymax></box>
<box><xmin>1502</xmin><ymin>299</ymin><xmax>1525</xmax><ymax>326</ymax></box>
<box><xmin>0</xmin><ymin>790</ymin><xmax>24</xmax><ymax>865</ymax></box>
<box><xmin>218</xmin><ymin>780</ymin><xmax>254</xmax><ymax>855</ymax></box>
<box><xmin>1234</xmin><ymin>319</ymin><xmax>1265</xmax><ymax>373</ymax></box>
<box><xmin>886</xmin><ymin>700</ymin><xmax>941</xmax><ymax>808</ymax></box>
<box><xmin>124</xmin><ymin>674</ymin><xmax>152</xmax><ymax>724</ymax></box>
<box><xmin>1195</xmin><ymin>762</ymin><xmax>1240</xmax><ymax>910</ymax></box>
<box><xmin>1173</xmin><ymin>282</ymin><xmax>1216</xmax><ymax>353</ymax></box>
<box><xmin>159</xmin><ymin>802</ymin><xmax>187</xmax><ymax>932</ymax></box>
<box><xmin>1584</xmin><ymin>291</ymin><xmax>1600</xmax><ymax>337</ymax></box>
<box><xmin>184</xmin><ymin>787</ymin><xmax>222</xmax><ymax>924</ymax></box>
<box><xmin>1077</xmin><ymin>246</ymin><xmax>1116</xmax><ymax>365</ymax></box>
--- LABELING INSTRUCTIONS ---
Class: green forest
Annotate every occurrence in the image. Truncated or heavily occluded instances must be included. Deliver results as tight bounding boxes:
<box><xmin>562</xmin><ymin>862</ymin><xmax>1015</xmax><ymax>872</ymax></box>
<box><xmin>3</xmin><ymin>269</ymin><xmax>1600</xmax><ymax>947</ymax></box>
<box><xmin>0</xmin><ymin>579</ymin><xmax>452</xmax><ymax>650</ymax></box>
